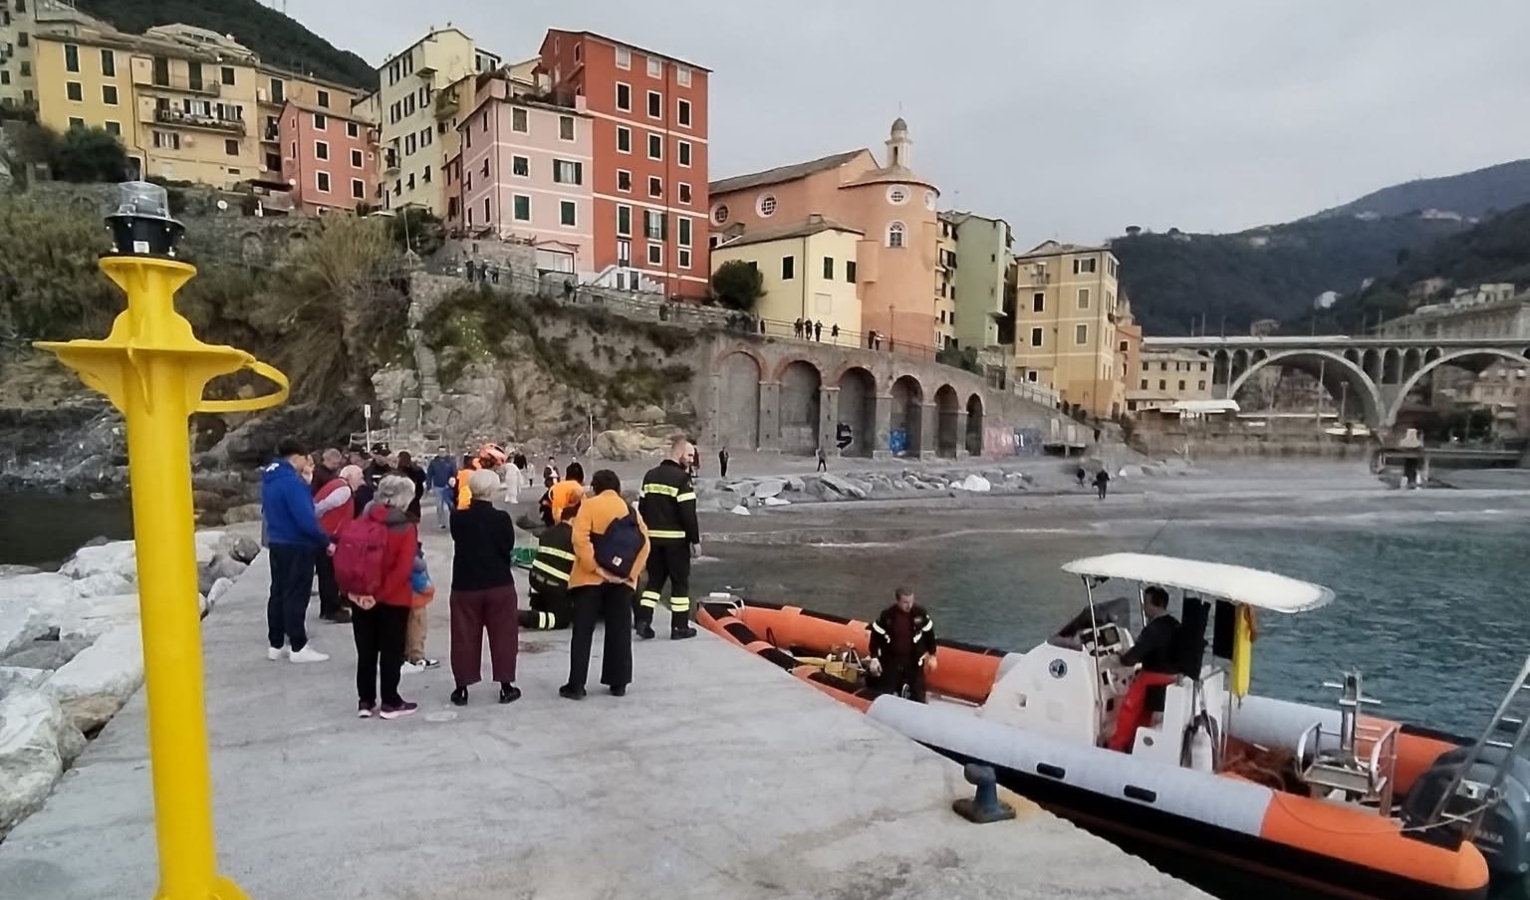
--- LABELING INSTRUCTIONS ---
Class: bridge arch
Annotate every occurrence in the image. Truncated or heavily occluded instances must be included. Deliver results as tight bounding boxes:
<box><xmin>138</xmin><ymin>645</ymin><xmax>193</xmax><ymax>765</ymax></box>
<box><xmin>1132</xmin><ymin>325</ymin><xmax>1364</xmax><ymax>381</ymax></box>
<box><xmin>1227</xmin><ymin>349</ymin><xmax>1385</xmax><ymax>427</ymax></box>
<box><xmin>1386</xmin><ymin>348</ymin><xmax>1530</xmax><ymax>426</ymax></box>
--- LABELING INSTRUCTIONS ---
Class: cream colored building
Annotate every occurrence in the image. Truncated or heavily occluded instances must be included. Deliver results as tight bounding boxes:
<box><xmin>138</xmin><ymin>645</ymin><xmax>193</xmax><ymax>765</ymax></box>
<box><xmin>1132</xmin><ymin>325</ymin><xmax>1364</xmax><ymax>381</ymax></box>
<box><xmin>1011</xmin><ymin>240</ymin><xmax>1128</xmax><ymax>418</ymax></box>
<box><xmin>1127</xmin><ymin>347</ymin><xmax>1214</xmax><ymax>413</ymax></box>
<box><xmin>711</xmin><ymin>215</ymin><xmax>863</xmax><ymax>345</ymax></box>
<box><xmin>376</xmin><ymin>27</ymin><xmax>500</xmax><ymax>214</ymax></box>
<box><xmin>934</xmin><ymin>214</ymin><xmax>957</xmax><ymax>350</ymax></box>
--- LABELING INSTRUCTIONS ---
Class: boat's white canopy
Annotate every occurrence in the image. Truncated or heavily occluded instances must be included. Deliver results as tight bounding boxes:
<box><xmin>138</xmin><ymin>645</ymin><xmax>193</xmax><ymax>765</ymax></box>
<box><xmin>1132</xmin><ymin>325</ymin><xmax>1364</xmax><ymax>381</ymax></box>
<box><xmin>1061</xmin><ymin>552</ymin><xmax>1334</xmax><ymax>614</ymax></box>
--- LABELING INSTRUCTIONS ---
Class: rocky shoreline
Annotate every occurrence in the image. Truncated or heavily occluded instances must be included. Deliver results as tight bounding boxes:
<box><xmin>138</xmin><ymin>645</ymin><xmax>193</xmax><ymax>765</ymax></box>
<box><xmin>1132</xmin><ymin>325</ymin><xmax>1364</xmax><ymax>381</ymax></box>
<box><xmin>0</xmin><ymin>530</ymin><xmax>259</xmax><ymax>837</ymax></box>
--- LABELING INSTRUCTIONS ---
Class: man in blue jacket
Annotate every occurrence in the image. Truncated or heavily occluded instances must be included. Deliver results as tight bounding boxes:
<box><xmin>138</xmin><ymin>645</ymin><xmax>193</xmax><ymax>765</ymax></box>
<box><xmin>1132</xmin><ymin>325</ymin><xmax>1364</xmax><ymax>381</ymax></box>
<box><xmin>425</xmin><ymin>445</ymin><xmax>458</xmax><ymax>529</ymax></box>
<box><xmin>261</xmin><ymin>438</ymin><xmax>335</xmax><ymax>663</ymax></box>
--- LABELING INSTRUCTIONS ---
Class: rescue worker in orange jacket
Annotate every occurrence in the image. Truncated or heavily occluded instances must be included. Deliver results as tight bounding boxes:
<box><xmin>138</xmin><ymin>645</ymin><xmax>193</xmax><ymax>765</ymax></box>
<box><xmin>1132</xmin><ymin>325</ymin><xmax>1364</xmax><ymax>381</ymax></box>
<box><xmin>455</xmin><ymin>443</ymin><xmax>506</xmax><ymax>510</ymax></box>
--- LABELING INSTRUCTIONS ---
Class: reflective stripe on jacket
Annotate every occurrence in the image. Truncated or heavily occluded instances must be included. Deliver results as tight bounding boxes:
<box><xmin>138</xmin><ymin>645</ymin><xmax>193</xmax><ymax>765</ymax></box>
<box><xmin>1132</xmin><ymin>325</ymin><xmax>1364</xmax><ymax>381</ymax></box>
<box><xmin>638</xmin><ymin>459</ymin><xmax>698</xmax><ymax>543</ymax></box>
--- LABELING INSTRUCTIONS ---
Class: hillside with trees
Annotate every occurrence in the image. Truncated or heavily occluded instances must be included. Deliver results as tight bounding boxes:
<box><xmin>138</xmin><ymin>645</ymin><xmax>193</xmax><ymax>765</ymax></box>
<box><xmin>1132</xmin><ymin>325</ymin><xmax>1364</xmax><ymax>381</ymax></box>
<box><xmin>1308</xmin><ymin>159</ymin><xmax>1530</xmax><ymax>222</ymax></box>
<box><xmin>77</xmin><ymin>0</ymin><xmax>374</xmax><ymax>89</ymax></box>
<box><xmin>1111</xmin><ymin>215</ymin><xmax>1464</xmax><ymax>336</ymax></box>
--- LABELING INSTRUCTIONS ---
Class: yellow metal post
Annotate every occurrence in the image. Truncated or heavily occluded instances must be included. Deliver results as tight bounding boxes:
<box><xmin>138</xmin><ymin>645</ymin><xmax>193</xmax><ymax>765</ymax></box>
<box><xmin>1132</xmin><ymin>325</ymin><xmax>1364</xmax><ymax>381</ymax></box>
<box><xmin>36</xmin><ymin>246</ymin><xmax>287</xmax><ymax>899</ymax></box>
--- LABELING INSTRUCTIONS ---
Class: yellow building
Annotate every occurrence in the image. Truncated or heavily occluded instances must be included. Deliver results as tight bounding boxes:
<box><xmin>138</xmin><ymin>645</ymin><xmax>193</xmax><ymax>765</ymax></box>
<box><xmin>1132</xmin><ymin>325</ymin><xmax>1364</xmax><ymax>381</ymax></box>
<box><xmin>711</xmin><ymin>215</ymin><xmax>863</xmax><ymax>346</ymax></box>
<box><xmin>0</xmin><ymin>0</ymin><xmax>103</xmax><ymax>112</ymax></box>
<box><xmin>34</xmin><ymin>23</ymin><xmax>360</xmax><ymax>192</ymax></box>
<box><xmin>1011</xmin><ymin>240</ymin><xmax>1128</xmax><ymax>418</ymax></box>
<box><xmin>1128</xmin><ymin>347</ymin><xmax>1214</xmax><ymax>414</ymax></box>
<box><xmin>376</xmin><ymin>27</ymin><xmax>500</xmax><ymax>214</ymax></box>
<box><xmin>934</xmin><ymin>214</ymin><xmax>957</xmax><ymax>350</ymax></box>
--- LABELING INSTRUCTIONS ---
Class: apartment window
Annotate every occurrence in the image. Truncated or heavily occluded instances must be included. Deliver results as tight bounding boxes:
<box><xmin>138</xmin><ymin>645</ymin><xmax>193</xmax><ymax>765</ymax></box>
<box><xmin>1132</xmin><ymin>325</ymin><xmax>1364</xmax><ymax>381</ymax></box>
<box><xmin>1140</xmin><ymin>379</ymin><xmax>1148</xmax><ymax>390</ymax></box>
<box><xmin>513</xmin><ymin>195</ymin><xmax>531</xmax><ymax>222</ymax></box>
<box><xmin>19</xmin><ymin>62</ymin><xmax>29</xmax><ymax>77</ymax></box>
<box><xmin>617</xmin><ymin>126</ymin><xmax>631</xmax><ymax>153</ymax></box>
<box><xmin>317</xmin><ymin>171</ymin><xmax>331</xmax><ymax>193</ymax></box>
<box><xmin>67</xmin><ymin>116</ymin><xmax>84</xmax><ymax>130</ymax></box>
<box><xmin>423</xmin><ymin>165</ymin><xmax>431</xmax><ymax>183</ymax></box>
<box><xmin>617</xmin><ymin>205</ymin><xmax>632</xmax><ymax>236</ymax></box>
<box><xmin>1073</xmin><ymin>257</ymin><xmax>1097</xmax><ymax>275</ymax></box>
<box><xmin>315</xmin><ymin>141</ymin><xmax>329</xmax><ymax>161</ymax></box>
<box><xmin>96</xmin><ymin>48</ymin><xmax>116</xmax><ymax>78</ymax></box>
<box><xmin>1159</xmin><ymin>380</ymin><xmax>1167</xmax><ymax>390</ymax></box>
<box><xmin>483</xmin><ymin>198</ymin><xmax>491</xmax><ymax>222</ymax></box>
<box><xmin>463</xmin><ymin>171</ymin><xmax>471</xmax><ymax>190</ymax></box>
<box><xmin>3</xmin><ymin>71</ymin><xmax>16</xmax><ymax>87</ymax></box>
<box><xmin>678</xmin><ymin>248</ymin><xmax>692</xmax><ymax>269</ymax></box>
<box><xmin>15</xmin><ymin>32</ymin><xmax>24</xmax><ymax>48</ymax></box>
<box><xmin>224</xmin><ymin>138</ymin><xmax>239</xmax><ymax>156</ymax></box>
<box><xmin>846</xmin><ymin>261</ymin><xmax>857</xmax><ymax>282</ymax></box>
<box><xmin>189</xmin><ymin>63</ymin><xmax>204</xmax><ymax>91</ymax></box>
<box><xmin>315</xmin><ymin>89</ymin><xmax>331</xmax><ymax>109</ymax></box>
<box><xmin>347</xmin><ymin>121</ymin><xmax>360</xmax><ymax>139</ymax></box>
<box><xmin>269</xmin><ymin>78</ymin><xmax>284</xmax><ymax>103</ymax></box>
<box><xmin>678</xmin><ymin>140</ymin><xmax>692</xmax><ymax>167</ymax></box>
<box><xmin>1200</xmin><ymin>362</ymin><xmax>1208</xmax><ymax>372</ymax></box>
<box><xmin>560</xmin><ymin>200</ymin><xmax>577</xmax><ymax>227</ymax></box>
<box><xmin>407</xmin><ymin>173</ymin><xmax>415</xmax><ymax>191</ymax></box>
<box><xmin>647</xmin><ymin>133</ymin><xmax>662</xmax><ymax>160</ymax></box>
<box><xmin>351</xmin><ymin>148</ymin><xmax>363</xmax><ymax>168</ymax></box>
<box><xmin>821</xmin><ymin>257</ymin><xmax>835</xmax><ymax>279</ymax></box>
<box><xmin>648</xmin><ymin>243</ymin><xmax>663</xmax><ymax>266</ymax></box>
<box><xmin>511</xmin><ymin>107</ymin><xmax>528</xmax><ymax>133</ymax></box>
<box><xmin>782</xmin><ymin>256</ymin><xmax>795</xmax><ymax>280</ymax></box>
<box><xmin>554</xmin><ymin>159</ymin><xmax>583</xmax><ymax>184</ymax></box>
<box><xmin>616</xmin><ymin>83</ymin><xmax>632</xmax><ymax>111</ymax></box>
<box><xmin>887</xmin><ymin>221</ymin><xmax>906</xmax><ymax>248</ymax></box>
<box><xmin>616</xmin><ymin>46</ymin><xmax>631</xmax><ymax>69</ymax></box>
<box><xmin>678</xmin><ymin>217</ymin><xmax>692</xmax><ymax>247</ymax></box>
<box><xmin>643</xmin><ymin>210</ymin><xmax>665</xmax><ymax>240</ymax></box>
<box><xmin>648</xmin><ymin>176</ymin><xmax>662</xmax><ymax>199</ymax></box>
<box><xmin>481</xmin><ymin>159</ymin><xmax>489</xmax><ymax>178</ymax></box>
<box><xmin>1030</xmin><ymin>327</ymin><xmax>1044</xmax><ymax>348</ymax></box>
<box><xmin>104</xmin><ymin>121</ymin><xmax>121</xmax><ymax>136</ymax></box>
<box><xmin>64</xmin><ymin>44</ymin><xmax>80</xmax><ymax>73</ymax></box>
<box><xmin>421</xmin><ymin>127</ymin><xmax>432</xmax><ymax>147</ymax></box>
<box><xmin>647</xmin><ymin>57</ymin><xmax>662</xmax><ymax>78</ymax></box>
<box><xmin>1108</xmin><ymin>258</ymin><xmax>1118</xmax><ymax>278</ymax></box>
<box><xmin>404</xmin><ymin>95</ymin><xmax>415</xmax><ymax>116</ymax></box>
<box><xmin>512</xmin><ymin>155</ymin><xmax>530</xmax><ymax>177</ymax></box>
<box><xmin>647</xmin><ymin>90</ymin><xmax>661</xmax><ymax>119</ymax></box>
<box><xmin>1075</xmin><ymin>324</ymin><xmax>1089</xmax><ymax>345</ymax></box>
<box><xmin>1031</xmin><ymin>292</ymin><xmax>1045</xmax><ymax>313</ymax></box>
<box><xmin>1160</xmin><ymin>362</ymin><xmax>1168</xmax><ymax>371</ymax></box>
<box><xmin>1077</xmin><ymin>288</ymin><xmax>1090</xmax><ymax>309</ymax></box>
<box><xmin>606</xmin><ymin>169</ymin><xmax>627</xmax><ymax>194</ymax></box>
<box><xmin>1177</xmin><ymin>380</ymin><xmax>1186</xmax><ymax>392</ymax></box>
<box><xmin>65</xmin><ymin>81</ymin><xmax>82</xmax><ymax>102</ymax></box>
<box><xmin>101</xmin><ymin>84</ymin><xmax>118</xmax><ymax>105</ymax></box>
<box><xmin>678</xmin><ymin>182</ymin><xmax>692</xmax><ymax>204</ymax></box>
<box><xmin>290</xmin><ymin>141</ymin><xmax>297</xmax><ymax>158</ymax></box>
<box><xmin>559</xmin><ymin>115</ymin><xmax>574</xmax><ymax>141</ymax></box>
<box><xmin>678</xmin><ymin>98</ymin><xmax>691</xmax><ymax>127</ymax></box>
<box><xmin>1198</xmin><ymin>380</ymin><xmax>1207</xmax><ymax>391</ymax></box>
<box><xmin>677</xmin><ymin>65</ymin><xmax>692</xmax><ymax>87</ymax></box>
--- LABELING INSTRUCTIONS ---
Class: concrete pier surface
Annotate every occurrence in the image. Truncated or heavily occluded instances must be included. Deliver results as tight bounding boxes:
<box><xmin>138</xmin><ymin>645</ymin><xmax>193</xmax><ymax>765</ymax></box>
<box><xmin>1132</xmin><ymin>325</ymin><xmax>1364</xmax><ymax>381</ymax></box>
<box><xmin>0</xmin><ymin>526</ymin><xmax>1204</xmax><ymax>900</ymax></box>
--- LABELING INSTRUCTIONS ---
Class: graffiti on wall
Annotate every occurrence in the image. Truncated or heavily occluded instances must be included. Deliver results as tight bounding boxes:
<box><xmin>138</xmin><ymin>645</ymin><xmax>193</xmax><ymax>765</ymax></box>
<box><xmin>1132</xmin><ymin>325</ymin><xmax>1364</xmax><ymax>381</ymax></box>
<box><xmin>983</xmin><ymin>426</ymin><xmax>1045</xmax><ymax>457</ymax></box>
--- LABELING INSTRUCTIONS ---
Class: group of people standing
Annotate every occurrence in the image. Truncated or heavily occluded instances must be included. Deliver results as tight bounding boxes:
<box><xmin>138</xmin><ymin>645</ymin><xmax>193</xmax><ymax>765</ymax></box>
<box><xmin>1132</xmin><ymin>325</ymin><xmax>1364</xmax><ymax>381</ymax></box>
<box><xmin>793</xmin><ymin>318</ymin><xmax>840</xmax><ymax>343</ymax></box>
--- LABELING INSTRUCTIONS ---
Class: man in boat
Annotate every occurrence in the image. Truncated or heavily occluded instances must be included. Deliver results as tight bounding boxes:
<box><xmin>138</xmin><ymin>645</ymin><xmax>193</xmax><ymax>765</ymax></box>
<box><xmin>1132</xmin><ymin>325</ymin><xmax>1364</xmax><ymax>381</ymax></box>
<box><xmin>1108</xmin><ymin>585</ymin><xmax>1181</xmax><ymax>752</ymax></box>
<box><xmin>636</xmin><ymin>438</ymin><xmax>701</xmax><ymax>641</ymax></box>
<box><xmin>867</xmin><ymin>588</ymin><xmax>938</xmax><ymax>703</ymax></box>
<box><xmin>521</xmin><ymin>518</ymin><xmax>575</xmax><ymax>630</ymax></box>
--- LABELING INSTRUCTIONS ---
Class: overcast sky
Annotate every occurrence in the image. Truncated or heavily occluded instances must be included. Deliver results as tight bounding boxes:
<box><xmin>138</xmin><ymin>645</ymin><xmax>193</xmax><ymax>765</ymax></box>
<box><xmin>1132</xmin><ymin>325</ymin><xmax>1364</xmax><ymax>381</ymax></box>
<box><xmin>284</xmin><ymin>0</ymin><xmax>1530</xmax><ymax>248</ymax></box>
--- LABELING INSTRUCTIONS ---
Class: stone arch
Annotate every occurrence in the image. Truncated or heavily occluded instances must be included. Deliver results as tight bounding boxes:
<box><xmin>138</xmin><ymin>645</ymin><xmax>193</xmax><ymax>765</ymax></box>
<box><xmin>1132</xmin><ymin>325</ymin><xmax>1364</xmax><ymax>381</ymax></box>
<box><xmin>934</xmin><ymin>385</ymin><xmax>961</xmax><ymax>458</ymax></box>
<box><xmin>890</xmin><ymin>374</ymin><xmax>924</xmax><ymax>456</ymax></box>
<box><xmin>778</xmin><ymin>360</ymin><xmax>822</xmax><ymax>454</ymax></box>
<box><xmin>1362</xmin><ymin>348</ymin><xmax>1381</xmax><ymax>382</ymax></box>
<box><xmin>771</xmin><ymin>356</ymin><xmax>818</xmax><ymax>383</ymax></box>
<box><xmin>1228</xmin><ymin>349</ymin><xmax>1384</xmax><ymax>427</ymax></box>
<box><xmin>1382</xmin><ymin>348</ymin><xmax>1401</xmax><ymax>384</ymax></box>
<box><xmin>715</xmin><ymin>351</ymin><xmax>762</xmax><ymax>450</ymax></box>
<box><xmin>837</xmin><ymin>367</ymin><xmax>877</xmax><ymax>457</ymax></box>
<box><xmin>713</xmin><ymin>345</ymin><xmax>769</xmax><ymax>377</ymax></box>
<box><xmin>965</xmin><ymin>393</ymin><xmax>984</xmax><ymax>457</ymax></box>
<box><xmin>1387</xmin><ymin>348</ymin><xmax>1530</xmax><ymax>426</ymax></box>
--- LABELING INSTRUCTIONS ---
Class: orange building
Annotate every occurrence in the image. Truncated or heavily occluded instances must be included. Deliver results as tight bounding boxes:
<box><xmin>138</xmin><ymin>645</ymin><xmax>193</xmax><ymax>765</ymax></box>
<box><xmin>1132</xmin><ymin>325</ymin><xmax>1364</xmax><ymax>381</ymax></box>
<box><xmin>537</xmin><ymin>30</ymin><xmax>711</xmax><ymax>300</ymax></box>
<box><xmin>708</xmin><ymin>118</ymin><xmax>940</xmax><ymax>351</ymax></box>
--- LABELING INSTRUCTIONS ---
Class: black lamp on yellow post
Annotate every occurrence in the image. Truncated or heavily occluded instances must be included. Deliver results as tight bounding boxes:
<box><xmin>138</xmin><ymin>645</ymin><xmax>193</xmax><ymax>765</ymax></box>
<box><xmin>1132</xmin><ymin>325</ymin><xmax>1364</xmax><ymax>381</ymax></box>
<box><xmin>34</xmin><ymin>182</ymin><xmax>289</xmax><ymax>900</ymax></box>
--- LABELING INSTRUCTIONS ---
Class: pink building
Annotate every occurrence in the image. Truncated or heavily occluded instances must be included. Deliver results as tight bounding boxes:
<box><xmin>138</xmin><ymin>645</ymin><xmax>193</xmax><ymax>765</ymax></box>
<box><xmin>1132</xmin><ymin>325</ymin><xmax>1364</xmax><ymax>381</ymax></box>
<box><xmin>279</xmin><ymin>100</ymin><xmax>378</xmax><ymax>215</ymax></box>
<box><xmin>450</xmin><ymin>72</ymin><xmax>594</xmax><ymax>274</ymax></box>
<box><xmin>709</xmin><ymin>118</ymin><xmax>940</xmax><ymax>347</ymax></box>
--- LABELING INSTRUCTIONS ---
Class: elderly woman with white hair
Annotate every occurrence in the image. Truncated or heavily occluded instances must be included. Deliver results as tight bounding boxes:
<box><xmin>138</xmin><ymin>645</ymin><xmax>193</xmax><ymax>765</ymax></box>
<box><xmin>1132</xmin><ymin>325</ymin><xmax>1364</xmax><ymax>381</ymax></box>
<box><xmin>342</xmin><ymin>473</ymin><xmax>420</xmax><ymax>720</ymax></box>
<box><xmin>447</xmin><ymin>467</ymin><xmax>522</xmax><ymax>706</ymax></box>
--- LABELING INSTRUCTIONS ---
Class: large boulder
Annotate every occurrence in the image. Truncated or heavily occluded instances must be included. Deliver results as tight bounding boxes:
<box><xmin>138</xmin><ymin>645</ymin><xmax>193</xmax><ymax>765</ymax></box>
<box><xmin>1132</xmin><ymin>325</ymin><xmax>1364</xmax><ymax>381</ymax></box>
<box><xmin>0</xmin><ymin>637</ymin><xmax>93</xmax><ymax>671</ymax></box>
<box><xmin>0</xmin><ymin>602</ymin><xmax>49</xmax><ymax>660</ymax></box>
<box><xmin>58</xmin><ymin>542</ymin><xmax>137</xmax><ymax>580</ymax></box>
<box><xmin>52</xmin><ymin>592</ymin><xmax>141</xmax><ymax>642</ymax></box>
<box><xmin>591</xmin><ymin>429</ymin><xmax>669</xmax><ymax>461</ymax></box>
<box><xmin>220</xmin><ymin>534</ymin><xmax>262</xmax><ymax>564</ymax></box>
<box><xmin>617</xmin><ymin>403</ymin><xmax>667</xmax><ymax>425</ymax></box>
<box><xmin>43</xmin><ymin>624</ymin><xmax>144</xmax><ymax>733</ymax></box>
<box><xmin>72</xmin><ymin>570</ymin><xmax>134</xmax><ymax>599</ymax></box>
<box><xmin>0</xmin><ymin>667</ymin><xmax>49</xmax><ymax>698</ymax></box>
<box><xmin>0</xmin><ymin>565</ymin><xmax>42</xmax><ymax>578</ymax></box>
<box><xmin>221</xmin><ymin>503</ymin><xmax>264</xmax><ymax>525</ymax></box>
<box><xmin>818</xmin><ymin>473</ymin><xmax>867</xmax><ymax>500</ymax></box>
<box><xmin>0</xmin><ymin>689</ymin><xmax>87</xmax><ymax>833</ymax></box>
<box><xmin>753</xmin><ymin>479</ymin><xmax>786</xmax><ymax>499</ymax></box>
<box><xmin>957</xmin><ymin>474</ymin><xmax>992</xmax><ymax>493</ymax></box>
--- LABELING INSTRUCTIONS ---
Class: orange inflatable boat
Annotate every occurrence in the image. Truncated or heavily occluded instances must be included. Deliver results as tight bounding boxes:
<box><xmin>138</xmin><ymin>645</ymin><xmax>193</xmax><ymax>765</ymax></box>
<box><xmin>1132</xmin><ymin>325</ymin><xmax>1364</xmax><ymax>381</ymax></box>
<box><xmin>699</xmin><ymin>553</ymin><xmax>1530</xmax><ymax>900</ymax></box>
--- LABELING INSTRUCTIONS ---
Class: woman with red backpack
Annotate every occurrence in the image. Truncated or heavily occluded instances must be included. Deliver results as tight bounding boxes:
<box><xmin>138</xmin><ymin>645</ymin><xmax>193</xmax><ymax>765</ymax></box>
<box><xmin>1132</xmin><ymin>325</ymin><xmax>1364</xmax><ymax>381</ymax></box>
<box><xmin>333</xmin><ymin>474</ymin><xmax>421</xmax><ymax>720</ymax></box>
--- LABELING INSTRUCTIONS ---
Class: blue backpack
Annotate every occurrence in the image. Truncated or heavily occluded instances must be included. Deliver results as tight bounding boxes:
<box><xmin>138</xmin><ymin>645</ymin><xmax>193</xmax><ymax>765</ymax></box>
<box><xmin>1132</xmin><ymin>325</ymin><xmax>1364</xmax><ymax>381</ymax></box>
<box><xmin>592</xmin><ymin>509</ymin><xmax>644</xmax><ymax>579</ymax></box>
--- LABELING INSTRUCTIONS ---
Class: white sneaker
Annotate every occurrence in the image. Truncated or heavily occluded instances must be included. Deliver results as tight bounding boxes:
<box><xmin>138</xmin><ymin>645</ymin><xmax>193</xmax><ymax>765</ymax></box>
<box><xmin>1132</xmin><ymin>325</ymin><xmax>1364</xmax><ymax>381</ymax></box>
<box><xmin>288</xmin><ymin>646</ymin><xmax>330</xmax><ymax>663</ymax></box>
<box><xmin>267</xmin><ymin>646</ymin><xmax>285</xmax><ymax>661</ymax></box>
<box><xmin>399</xmin><ymin>660</ymin><xmax>426</xmax><ymax>676</ymax></box>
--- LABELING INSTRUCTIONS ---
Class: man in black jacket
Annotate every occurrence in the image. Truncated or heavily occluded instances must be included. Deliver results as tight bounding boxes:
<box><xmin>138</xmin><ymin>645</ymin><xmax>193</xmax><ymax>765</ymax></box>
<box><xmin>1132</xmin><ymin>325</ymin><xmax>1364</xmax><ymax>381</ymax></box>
<box><xmin>521</xmin><ymin>520</ymin><xmax>574</xmax><ymax>630</ymax></box>
<box><xmin>867</xmin><ymin>587</ymin><xmax>937</xmax><ymax>702</ymax></box>
<box><xmin>636</xmin><ymin>438</ymin><xmax>700</xmax><ymax>640</ymax></box>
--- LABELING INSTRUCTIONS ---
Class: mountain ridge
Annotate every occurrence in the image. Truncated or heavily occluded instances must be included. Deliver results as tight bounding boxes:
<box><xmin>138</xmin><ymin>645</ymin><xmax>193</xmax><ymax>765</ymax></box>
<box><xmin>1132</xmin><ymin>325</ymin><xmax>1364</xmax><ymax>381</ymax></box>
<box><xmin>1307</xmin><ymin>159</ymin><xmax>1530</xmax><ymax>222</ymax></box>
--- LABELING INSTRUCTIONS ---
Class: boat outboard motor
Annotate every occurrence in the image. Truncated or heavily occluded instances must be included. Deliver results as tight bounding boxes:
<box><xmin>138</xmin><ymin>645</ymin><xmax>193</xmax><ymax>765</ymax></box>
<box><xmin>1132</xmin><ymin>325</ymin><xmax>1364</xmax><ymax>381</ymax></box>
<box><xmin>1401</xmin><ymin>745</ymin><xmax>1530</xmax><ymax>877</ymax></box>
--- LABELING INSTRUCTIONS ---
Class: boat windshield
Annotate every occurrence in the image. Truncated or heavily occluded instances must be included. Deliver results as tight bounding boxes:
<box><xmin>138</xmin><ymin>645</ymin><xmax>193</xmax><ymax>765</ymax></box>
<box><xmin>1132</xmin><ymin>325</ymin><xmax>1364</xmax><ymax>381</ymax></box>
<box><xmin>1047</xmin><ymin>596</ymin><xmax>1132</xmax><ymax>649</ymax></box>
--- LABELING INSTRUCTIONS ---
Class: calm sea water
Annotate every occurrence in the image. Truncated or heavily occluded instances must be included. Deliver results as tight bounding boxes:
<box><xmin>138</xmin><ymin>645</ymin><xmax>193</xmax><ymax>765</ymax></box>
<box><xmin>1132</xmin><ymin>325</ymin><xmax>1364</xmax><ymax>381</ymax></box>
<box><xmin>1</xmin><ymin>491</ymin><xmax>135</xmax><ymax>569</ymax></box>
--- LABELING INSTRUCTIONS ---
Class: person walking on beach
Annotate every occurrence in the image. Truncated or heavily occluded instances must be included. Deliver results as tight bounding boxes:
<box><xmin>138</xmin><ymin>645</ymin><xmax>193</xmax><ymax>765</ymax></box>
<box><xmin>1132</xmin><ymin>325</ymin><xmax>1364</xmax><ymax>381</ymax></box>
<box><xmin>562</xmin><ymin>469</ymin><xmax>648</xmax><ymax>699</ymax></box>
<box><xmin>261</xmin><ymin>438</ymin><xmax>335</xmax><ymax>663</ymax></box>
<box><xmin>1076</xmin><ymin>466</ymin><xmax>1087</xmax><ymax>488</ymax></box>
<box><xmin>314</xmin><ymin>464</ymin><xmax>364</xmax><ymax>624</ymax></box>
<box><xmin>636</xmin><ymin>439</ymin><xmax>700</xmax><ymax>641</ymax></box>
<box><xmin>448</xmin><ymin>470</ymin><xmax>522</xmax><ymax>706</ymax></box>
<box><xmin>426</xmin><ymin>446</ymin><xmax>456</xmax><ymax>528</ymax></box>
<box><xmin>335</xmin><ymin>475</ymin><xmax>420</xmax><ymax>719</ymax></box>
<box><xmin>718</xmin><ymin>445</ymin><xmax>730</xmax><ymax>479</ymax></box>
<box><xmin>816</xmin><ymin>447</ymin><xmax>828</xmax><ymax>472</ymax></box>
<box><xmin>1094</xmin><ymin>468</ymin><xmax>1111</xmax><ymax>500</ymax></box>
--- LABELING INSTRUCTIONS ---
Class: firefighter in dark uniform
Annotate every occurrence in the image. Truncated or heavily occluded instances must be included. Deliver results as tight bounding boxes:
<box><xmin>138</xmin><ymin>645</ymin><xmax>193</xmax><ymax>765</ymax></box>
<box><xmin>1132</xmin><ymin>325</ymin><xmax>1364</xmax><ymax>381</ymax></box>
<box><xmin>520</xmin><ymin>519</ymin><xmax>575</xmax><ymax>630</ymax></box>
<box><xmin>867</xmin><ymin>587</ymin><xmax>938</xmax><ymax>703</ymax></box>
<box><xmin>636</xmin><ymin>438</ymin><xmax>700</xmax><ymax>641</ymax></box>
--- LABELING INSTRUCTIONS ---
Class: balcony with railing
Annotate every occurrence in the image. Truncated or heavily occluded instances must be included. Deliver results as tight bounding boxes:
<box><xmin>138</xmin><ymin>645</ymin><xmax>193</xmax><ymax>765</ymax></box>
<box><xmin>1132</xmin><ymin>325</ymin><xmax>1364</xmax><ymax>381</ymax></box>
<box><xmin>382</xmin><ymin>149</ymin><xmax>400</xmax><ymax>173</ymax></box>
<box><xmin>138</xmin><ymin>73</ymin><xmax>223</xmax><ymax>97</ymax></box>
<box><xmin>152</xmin><ymin>107</ymin><xmax>246</xmax><ymax>134</ymax></box>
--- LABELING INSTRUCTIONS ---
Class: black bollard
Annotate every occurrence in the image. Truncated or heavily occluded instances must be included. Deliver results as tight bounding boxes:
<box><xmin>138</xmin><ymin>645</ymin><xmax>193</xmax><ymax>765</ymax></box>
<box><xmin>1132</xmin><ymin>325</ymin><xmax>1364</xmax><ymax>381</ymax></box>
<box><xmin>952</xmin><ymin>763</ymin><xmax>1016</xmax><ymax>824</ymax></box>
